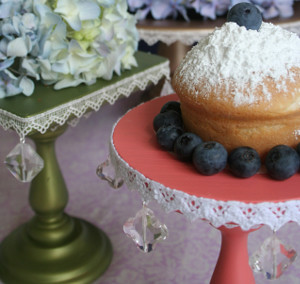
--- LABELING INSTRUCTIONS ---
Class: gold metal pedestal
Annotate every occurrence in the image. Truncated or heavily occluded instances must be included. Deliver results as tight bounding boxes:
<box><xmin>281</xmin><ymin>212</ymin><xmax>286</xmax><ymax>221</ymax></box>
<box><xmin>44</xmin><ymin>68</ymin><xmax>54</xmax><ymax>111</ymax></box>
<box><xmin>0</xmin><ymin>126</ymin><xmax>112</xmax><ymax>284</ymax></box>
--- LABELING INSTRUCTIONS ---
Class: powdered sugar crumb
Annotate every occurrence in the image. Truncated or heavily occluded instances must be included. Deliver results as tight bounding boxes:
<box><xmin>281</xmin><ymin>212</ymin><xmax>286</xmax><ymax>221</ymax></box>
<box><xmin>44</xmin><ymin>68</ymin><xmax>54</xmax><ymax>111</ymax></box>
<box><xmin>294</xmin><ymin>130</ymin><xmax>300</xmax><ymax>139</ymax></box>
<box><xmin>177</xmin><ymin>22</ymin><xmax>300</xmax><ymax>106</ymax></box>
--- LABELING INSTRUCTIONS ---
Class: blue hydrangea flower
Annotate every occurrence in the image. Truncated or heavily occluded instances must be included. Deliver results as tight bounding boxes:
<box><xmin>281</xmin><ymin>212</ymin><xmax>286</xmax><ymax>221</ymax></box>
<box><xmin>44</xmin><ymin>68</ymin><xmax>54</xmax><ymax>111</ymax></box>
<box><xmin>0</xmin><ymin>0</ymin><xmax>139</xmax><ymax>97</ymax></box>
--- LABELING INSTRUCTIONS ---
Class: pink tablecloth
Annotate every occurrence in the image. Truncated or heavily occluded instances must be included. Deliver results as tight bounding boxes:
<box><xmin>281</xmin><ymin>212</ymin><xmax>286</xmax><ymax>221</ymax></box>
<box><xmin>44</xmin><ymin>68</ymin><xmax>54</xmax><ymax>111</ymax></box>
<box><xmin>0</xmin><ymin>92</ymin><xmax>299</xmax><ymax>284</ymax></box>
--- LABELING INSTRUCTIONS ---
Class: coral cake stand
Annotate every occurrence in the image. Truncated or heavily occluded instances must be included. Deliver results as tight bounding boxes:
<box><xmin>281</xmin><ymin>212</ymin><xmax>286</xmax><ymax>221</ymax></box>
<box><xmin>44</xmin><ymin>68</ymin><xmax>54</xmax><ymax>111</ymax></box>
<box><xmin>109</xmin><ymin>94</ymin><xmax>300</xmax><ymax>284</ymax></box>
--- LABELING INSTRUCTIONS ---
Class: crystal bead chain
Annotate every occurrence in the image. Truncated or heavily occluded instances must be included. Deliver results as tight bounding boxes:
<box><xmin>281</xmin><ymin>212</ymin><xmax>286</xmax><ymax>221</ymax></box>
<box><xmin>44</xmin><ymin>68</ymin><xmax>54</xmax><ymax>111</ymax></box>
<box><xmin>123</xmin><ymin>201</ymin><xmax>168</xmax><ymax>253</ymax></box>
<box><xmin>4</xmin><ymin>138</ymin><xmax>44</xmax><ymax>183</ymax></box>
<box><xmin>249</xmin><ymin>230</ymin><xmax>297</xmax><ymax>280</ymax></box>
<box><xmin>96</xmin><ymin>157</ymin><xmax>124</xmax><ymax>189</ymax></box>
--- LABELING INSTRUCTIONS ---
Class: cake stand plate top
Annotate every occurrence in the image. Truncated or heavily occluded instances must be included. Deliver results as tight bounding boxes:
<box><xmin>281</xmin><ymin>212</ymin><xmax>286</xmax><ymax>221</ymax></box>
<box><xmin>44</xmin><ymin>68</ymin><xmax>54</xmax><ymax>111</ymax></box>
<box><xmin>110</xmin><ymin>94</ymin><xmax>300</xmax><ymax>230</ymax></box>
<box><xmin>0</xmin><ymin>52</ymin><xmax>169</xmax><ymax>139</ymax></box>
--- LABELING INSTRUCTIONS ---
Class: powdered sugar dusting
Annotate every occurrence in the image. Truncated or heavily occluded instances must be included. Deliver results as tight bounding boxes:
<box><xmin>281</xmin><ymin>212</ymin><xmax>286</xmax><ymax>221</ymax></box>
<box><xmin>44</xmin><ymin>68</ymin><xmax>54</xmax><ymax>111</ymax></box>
<box><xmin>177</xmin><ymin>22</ymin><xmax>300</xmax><ymax>106</ymax></box>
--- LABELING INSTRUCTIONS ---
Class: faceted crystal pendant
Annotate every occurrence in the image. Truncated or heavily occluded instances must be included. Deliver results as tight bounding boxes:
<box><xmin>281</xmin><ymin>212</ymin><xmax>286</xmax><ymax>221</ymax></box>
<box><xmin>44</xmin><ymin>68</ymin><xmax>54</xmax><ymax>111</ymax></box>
<box><xmin>96</xmin><ymin>158</ymin><xmax>124</xmax><ymax>189</ymax></box>
<box><xmin>123</xmin><ymin>203</ymin><xmax>168</xmax><ymax>253</ymax></box>
<box><xmin>249</xmin><ymin>234</ymin><xmax>297</xmax><ymax>280</ymax></box>
<box><xmin>5</xmin><ymin>142</ymin><xmax>44</xmax><ymax>183</ymax></box>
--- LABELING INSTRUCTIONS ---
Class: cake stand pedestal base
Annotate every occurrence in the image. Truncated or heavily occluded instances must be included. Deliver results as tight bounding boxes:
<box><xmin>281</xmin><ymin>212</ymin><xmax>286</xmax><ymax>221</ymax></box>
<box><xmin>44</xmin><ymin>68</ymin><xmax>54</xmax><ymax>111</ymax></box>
<box><xmin>0</xmin><ymin>125</ymin><xmax>113</xmax><ymax>284</ymax></box>
<box><xmin>210</xmin><ymin>226</ymin><xmax>258</xmax><ymax>284</ymax></box>
<box><xmin>0</xmin><ymin>217</ymin><xmax>112</xmax><ymax>284</ymax></box>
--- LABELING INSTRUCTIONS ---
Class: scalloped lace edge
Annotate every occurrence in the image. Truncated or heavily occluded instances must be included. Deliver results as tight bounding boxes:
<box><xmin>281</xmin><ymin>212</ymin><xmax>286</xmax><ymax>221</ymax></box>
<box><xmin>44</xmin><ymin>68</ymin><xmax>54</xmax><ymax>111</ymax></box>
<box><xmin>109</xmin><ymin>108</ymin><xmax>300</xmax><ymax>231</ymax></box>
<box><xmin>0</xmin><ymin>61</ymin><xmax>170</xmax><ymax>140</ymax></box>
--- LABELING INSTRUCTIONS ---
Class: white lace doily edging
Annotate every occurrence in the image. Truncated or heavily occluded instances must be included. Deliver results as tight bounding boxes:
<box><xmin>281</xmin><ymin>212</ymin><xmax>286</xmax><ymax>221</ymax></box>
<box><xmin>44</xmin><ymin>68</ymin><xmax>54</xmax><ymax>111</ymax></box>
<box><xmin>138</xmin><ymin>21</ymin><xmax>300</xmax><ymax>46</ymax></box>
<box><xmin>109</xmin><ymin>107</ymin><xmax>300</xmax><ymax>231</ymax></box>
<box><xmin>0</xmin><ymin>60</ymin><xmax>170</xmax><ymax>140</ymax></box>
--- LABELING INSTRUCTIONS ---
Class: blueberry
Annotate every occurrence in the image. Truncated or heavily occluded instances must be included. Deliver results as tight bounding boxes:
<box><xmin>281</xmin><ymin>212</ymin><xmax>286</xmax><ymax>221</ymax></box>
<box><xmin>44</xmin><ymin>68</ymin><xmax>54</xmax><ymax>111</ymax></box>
<box><xmin>296</xmin><ymin>143</ymin><xmax>300</xmax><ymax>156</ymax></box>
<box><xmin>160</xmin><ymin>101</ymin><xmax>181</xmax><ymax>115</ymax></box>
<box><xmin>156</xmin><ymin>125</ymin><xmax>183</xmax><ymax>151</ymax></box>
<box><xmin>192</xmin><ymin>142</ymin><xmax>228</xmax><ymax>176</ymax></box>
<box><xmin>265</xmin><ymin>145</ymin><xmax>300</xmax><ymax>180</ymax></box>
<box><xmin>227</xmin><ymin>3</ymin><xmax>262</xmax><ymax>31</ymax></box>
<box><xmin>153</xmin><ymin>110</ymin><xmax>182</xmax><ymax>132</ymax></box>
<box><xmin>228</xmin><ymin>146</ymin><xmax>261</xmax><ymax>178</ymax></box>
<box><xmin>174</xmin><ymin>132</ymin><xmax>203</xmax><ymax>161</ymax></box>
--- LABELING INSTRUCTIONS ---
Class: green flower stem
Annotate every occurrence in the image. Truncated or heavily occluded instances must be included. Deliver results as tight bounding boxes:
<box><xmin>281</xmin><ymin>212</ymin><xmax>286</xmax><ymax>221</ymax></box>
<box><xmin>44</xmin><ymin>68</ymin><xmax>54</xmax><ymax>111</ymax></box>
<box><xmin>46</xmin><ymin>0</ymin><xmax>58</xmax><ymax>10</ymax></box>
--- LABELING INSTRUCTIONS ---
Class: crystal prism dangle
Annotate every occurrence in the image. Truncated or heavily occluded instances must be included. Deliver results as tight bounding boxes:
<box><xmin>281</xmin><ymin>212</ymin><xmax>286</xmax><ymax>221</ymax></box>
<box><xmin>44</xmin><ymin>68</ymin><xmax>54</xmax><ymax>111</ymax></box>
<box><xmin>123</xmin><ymin>203</ymin><xmax>168</xmax><ymax>253</ymax></box>
<box><xmin>4</xmin><ymin>140</ymin><xmax>44</xmax><ymax>183</ymax></box>
<box><xmin>249</xmin><ymin>233</ymin><xmax>297</xmax><ymax>280</ymax></box>
<box><xmin>96</xmin><ymin>158</ymin><xmax>124</xmax><ymax>189</ymax></box>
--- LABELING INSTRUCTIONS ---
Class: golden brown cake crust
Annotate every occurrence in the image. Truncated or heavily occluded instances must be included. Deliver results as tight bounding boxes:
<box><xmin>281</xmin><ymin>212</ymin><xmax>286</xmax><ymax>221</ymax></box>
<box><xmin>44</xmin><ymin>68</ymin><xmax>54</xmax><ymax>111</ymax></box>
<box><xmin>172</xmin><ymin>67</ymin><xmax>300</xmax><ymax>159</ymax></box>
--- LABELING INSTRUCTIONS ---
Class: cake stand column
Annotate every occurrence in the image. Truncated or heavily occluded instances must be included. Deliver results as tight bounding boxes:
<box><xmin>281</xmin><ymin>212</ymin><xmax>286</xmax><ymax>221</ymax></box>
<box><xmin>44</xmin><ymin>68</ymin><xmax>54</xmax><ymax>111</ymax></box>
<box><xmin>210</xmin><ymin>226</ymin><xmax>258</xmax><ymax>284</ymax></box>
<box><xmin>158</xmin><ymin>42</ymin><xmax>191</xmax><ymax>76</ymax></box>
<box><xmin>0</xmin><ymin>125</ymin><xmax>112</xmax><ymax>284</ymax></box>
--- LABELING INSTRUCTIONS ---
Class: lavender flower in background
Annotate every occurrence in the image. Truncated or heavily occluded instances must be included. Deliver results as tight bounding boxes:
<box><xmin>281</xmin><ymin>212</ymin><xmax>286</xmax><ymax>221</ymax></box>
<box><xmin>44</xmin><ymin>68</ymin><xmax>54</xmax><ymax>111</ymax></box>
<box><xmin>129</xmin><ymin>0</ymin><xmax>189</xmax><ymax>21</ymax></box>
<box><xmin>231</xmin><ymin>0</ymin><xmax>294</xmax><ymax>19</ymax></box>
<box><xmin>189</xmin><ymin>0</ymin><xmax>231</xmax><ymax>20</ymax></box>
<box><xmin>127</xmin><ymin>0</ymin><xmax>296</xmax><ymax>20</ymax></box>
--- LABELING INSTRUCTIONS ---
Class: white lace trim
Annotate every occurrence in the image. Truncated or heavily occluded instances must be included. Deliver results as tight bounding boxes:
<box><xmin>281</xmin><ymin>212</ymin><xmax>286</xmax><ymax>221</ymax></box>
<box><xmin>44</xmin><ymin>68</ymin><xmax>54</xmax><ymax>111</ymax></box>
<box><xmin>0</xmin><ymin>61</ymin><xmax>170</xmax><ymax>140</ymax></box>
<box><xmin>109</xmin><ymin>113</ymin><xmax>300</xmax><ymax>232</ymax></box>
<box><xmin>138</xmin><ymin>28</ymin><xmax>211</xmax><ymax>46</ymax></box>
<box><xmin>138</xmin><ymin>21</ymin><xmax>300</xmax><ymax>46</ymax></box>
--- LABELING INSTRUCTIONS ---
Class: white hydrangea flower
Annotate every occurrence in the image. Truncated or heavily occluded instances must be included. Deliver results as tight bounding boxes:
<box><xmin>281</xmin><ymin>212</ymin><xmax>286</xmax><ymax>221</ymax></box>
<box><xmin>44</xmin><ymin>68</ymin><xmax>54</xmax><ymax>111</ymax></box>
<box><xmin>54</xmin><ymin>0</ymin><xmax>101</xmax><ymax>31</ymax></box>
<box><xmin>19</xmin><ymin>75</ymin><xmax>34</xmax><ymax>96</ymax></box>
<box><xmin>0</xmin><ymin>0</ymin><xmax>139</xmax><ymax>97</ymax></box>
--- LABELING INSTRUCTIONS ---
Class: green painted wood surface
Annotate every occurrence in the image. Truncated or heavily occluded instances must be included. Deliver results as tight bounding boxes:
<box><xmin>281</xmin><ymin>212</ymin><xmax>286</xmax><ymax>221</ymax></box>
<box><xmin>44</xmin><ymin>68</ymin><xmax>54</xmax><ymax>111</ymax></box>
<box><xmin>0</xmin><ymin>52</ymin><xmax>168</xmax><ymax>118</ymax></box>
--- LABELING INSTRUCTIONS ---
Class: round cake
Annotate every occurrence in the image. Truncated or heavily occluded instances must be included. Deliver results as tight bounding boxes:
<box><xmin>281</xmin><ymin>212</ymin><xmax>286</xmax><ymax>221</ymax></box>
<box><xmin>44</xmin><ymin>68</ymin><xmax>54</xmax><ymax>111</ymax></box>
<box><xmin>172</xmin><ymin>21</ymin><xmax>300</xmax><ymax>159</ymax></box>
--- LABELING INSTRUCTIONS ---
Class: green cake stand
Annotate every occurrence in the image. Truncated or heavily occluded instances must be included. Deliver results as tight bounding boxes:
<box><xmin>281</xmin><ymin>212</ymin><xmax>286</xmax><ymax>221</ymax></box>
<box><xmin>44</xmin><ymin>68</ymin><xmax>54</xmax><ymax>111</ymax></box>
<box><xmin>0</xmin><ymin>52</ymin><xmax>169</xmax><ymax>284</ymax></box>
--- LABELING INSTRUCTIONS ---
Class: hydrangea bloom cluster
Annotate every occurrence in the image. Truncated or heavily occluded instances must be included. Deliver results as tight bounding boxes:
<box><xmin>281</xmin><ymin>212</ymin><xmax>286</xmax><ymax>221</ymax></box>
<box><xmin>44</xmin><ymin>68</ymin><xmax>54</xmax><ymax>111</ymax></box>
<box><xmin>231</xmin><ymin>0</ymin><xmax>295</xmax><ymax>19</ymax></box>
<box><xmin>127</xmin><ymin>0</ymin><xmax>296</xmax><ymax>21</ymax></box>
<box><xmin>0</xmin><ymin>0</ymin><xmax>139</xmax><ymax>98</ymax></box>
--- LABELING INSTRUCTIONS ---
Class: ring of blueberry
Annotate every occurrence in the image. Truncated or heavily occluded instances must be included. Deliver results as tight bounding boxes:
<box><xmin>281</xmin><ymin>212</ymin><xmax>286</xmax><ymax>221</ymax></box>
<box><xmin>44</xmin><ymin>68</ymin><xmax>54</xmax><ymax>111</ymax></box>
<box><xmin>153</xmin><ymin>101</ymin><xmax>300</xmax><ymax>181</ymax></box>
